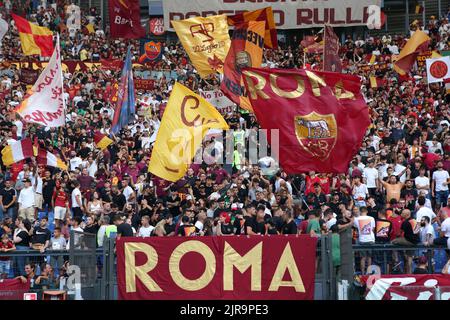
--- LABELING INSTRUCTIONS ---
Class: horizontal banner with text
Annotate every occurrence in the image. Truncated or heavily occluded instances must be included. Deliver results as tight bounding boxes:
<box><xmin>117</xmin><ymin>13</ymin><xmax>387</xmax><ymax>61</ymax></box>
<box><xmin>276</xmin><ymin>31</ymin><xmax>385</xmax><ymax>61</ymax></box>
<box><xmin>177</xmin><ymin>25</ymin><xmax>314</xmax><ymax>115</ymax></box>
<box><xmin>117</xmin><ymin>235</ymin><xmax>317</xmax><ymax>300</ymax></box>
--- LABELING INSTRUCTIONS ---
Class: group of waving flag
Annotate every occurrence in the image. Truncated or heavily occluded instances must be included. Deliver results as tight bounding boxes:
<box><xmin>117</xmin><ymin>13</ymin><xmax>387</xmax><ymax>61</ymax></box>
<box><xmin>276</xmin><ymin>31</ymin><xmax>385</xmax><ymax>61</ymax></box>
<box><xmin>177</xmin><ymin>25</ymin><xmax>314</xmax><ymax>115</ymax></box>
<box><xmin>0</xmin><ymin>11</ymin><xmax>121</xmax><ymax>171</ymax></box>
<box><xmin>2</xmin><ymin>2</ymin><xmax>442</xmax><ymax>184</ymax></box>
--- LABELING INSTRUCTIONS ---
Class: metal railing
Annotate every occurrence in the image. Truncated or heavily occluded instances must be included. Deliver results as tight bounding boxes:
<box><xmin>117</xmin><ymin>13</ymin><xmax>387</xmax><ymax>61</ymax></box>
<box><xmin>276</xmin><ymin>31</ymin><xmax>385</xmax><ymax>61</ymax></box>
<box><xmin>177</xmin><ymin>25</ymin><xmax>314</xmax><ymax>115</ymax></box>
<box><xmin>0</xmin><ymin>231</ymin><xmax>98</xmax><ymax>300</ymax></box>
<box><xmin>352</xmin><ymin>243</ymin><xmax>449</xmax><ymax>275</ymax></box>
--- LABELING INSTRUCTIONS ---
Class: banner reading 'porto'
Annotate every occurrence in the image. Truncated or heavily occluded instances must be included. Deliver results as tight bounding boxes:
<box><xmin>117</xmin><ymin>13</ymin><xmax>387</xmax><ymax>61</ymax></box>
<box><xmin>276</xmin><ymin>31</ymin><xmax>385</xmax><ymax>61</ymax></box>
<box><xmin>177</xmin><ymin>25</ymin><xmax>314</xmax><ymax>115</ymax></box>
<box><xmin>117</xmin><ymin>235</ymin><xmax>317</xmax><ymax>300</ymax></box>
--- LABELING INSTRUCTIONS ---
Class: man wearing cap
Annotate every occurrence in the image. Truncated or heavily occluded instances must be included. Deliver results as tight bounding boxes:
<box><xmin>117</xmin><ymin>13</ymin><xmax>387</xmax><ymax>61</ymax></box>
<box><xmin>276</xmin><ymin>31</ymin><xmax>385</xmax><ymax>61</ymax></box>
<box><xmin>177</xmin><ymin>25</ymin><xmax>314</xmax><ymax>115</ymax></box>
<box><xmin>17</xmin><ymin>179</ymin><xmax>35</xmax><ymax>222</ymax></box>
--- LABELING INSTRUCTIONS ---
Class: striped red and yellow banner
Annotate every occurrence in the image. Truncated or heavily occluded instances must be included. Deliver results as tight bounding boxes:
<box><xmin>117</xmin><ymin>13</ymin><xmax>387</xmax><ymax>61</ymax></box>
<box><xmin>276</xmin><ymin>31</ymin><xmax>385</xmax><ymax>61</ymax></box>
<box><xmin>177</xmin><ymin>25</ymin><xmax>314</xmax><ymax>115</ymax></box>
<box><xmin>11</xmin><ymin>13</ymin><xmax>53</xmax><ymax>57</ymax></box>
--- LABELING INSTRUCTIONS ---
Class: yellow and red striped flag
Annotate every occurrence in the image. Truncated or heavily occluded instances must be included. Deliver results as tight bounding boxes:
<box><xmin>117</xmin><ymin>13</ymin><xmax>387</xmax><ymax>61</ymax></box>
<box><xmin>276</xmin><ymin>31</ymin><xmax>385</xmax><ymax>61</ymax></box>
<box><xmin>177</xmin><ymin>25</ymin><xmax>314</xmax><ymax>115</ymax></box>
<box><xmin>228</xmin><ymin>7</ymin><xmax>278</xmax><ymax>49</ymax></box>
<box><xmin>94</xmin><ymin>131</ymin><xmax>113</xmax><ymax>150</ymax></box>
<box><xmin>11</xmin><ymin>13</ymin><xmax>54</xmax><ymax>57</ymax></box>
<box><xmin>37</xmin><ymin>149</ymin><xmax>67</xmax><ymax>170</ymax></box>
<box><xmin>370</xmin><ymin>76</ymin><xmax>387</xmax><ymax>89</ymax></box>
<box><xmin>1</xmin><ymin>138</ymin><xmax>34</xmax><ymax>167</ymax></box>
<box><xmin>394</xmin><ymin>30</ymin><xmax>430</xmax><ymax>75</ymax></box>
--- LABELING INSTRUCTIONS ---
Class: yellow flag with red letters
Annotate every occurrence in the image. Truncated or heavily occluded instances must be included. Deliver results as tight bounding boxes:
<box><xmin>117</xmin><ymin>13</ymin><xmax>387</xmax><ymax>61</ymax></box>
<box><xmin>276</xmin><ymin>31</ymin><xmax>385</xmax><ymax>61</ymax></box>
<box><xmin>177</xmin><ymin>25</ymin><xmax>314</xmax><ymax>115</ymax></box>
<box><xmin>172</xmin><ymin>15</ymin><xmax>231</xmax><ymax>78</ymax></box>
<box><xmin>148</xmin><ymin>83</ymin><xmax>229</xmax><ymax>181</ymax></box>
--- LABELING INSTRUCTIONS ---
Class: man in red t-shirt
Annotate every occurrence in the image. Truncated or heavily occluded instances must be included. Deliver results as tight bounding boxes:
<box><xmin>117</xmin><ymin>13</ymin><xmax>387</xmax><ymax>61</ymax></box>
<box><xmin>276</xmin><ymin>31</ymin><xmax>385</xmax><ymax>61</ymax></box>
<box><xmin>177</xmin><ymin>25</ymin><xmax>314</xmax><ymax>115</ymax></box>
<box><xmin>52</xmin><ymin>182</ymin><xmax>69</xmax><ymax>228</ymax></box>
<box><xmin>305</xmin><ymin>171</ymin><xmax>321</xmax><ymax>195</ymax></box>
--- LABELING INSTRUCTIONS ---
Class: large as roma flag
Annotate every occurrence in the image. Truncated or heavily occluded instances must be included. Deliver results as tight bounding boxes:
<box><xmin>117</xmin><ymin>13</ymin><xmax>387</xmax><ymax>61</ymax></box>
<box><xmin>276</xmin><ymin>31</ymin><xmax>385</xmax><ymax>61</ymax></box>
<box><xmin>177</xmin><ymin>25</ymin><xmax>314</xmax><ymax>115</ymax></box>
<box><xmin>172</xmin><ymin>15</ymin><xmax>231</xmax><ymax>78</ymax></box>
<box><xmin>221</xmin><ymin>21</ymin><xmax>265</xmax><ymax>112</ymax></box>
<box><xmin>148</xmin><ymin>83</ymin><xmax>229</xmax><ymax>181</ymax></box>
<box><xmin>241</xmin><ymin>68</ymin><xmax>370</xmax><ymax>173</ymax></box>
<box><xmin>393</xmin><ymin>30</ymin><xmax>430</xmax><ymax>75</ymax></box>
<box><xmin>228</xmin><ymin>7</ymin><xmax>277</xmax><ymax>49</ymax></box>
<box><xmin>323</xmin><ymin>25</ymin><xmax>342</xmax><ymax>72</ymax></box>
<box><xmin>11</xmin><ymin>13</ymin><xmax>53</xmax><ymax>57</ymax></box>
<box><xmin>108</xmin><ymin>0</ymin><xmax>146</xmax><ymax>39</ymax></box>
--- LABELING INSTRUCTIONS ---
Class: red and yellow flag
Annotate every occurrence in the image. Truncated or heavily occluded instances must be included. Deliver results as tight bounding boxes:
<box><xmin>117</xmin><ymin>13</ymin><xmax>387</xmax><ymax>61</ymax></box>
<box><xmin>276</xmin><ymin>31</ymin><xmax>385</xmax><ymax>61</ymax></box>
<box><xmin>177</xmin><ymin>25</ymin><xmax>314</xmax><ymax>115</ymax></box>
<box><xmin>241</xmin><ymin>68</ymin><xmax>370</xmax><ymax>173</ymax></box>
<box><xmin>369</xmin><ymin>76</ymin><xmax>387</xmax><ymax>88</ymax></box>
<box><xmin>228</xmin><ymin>7</ymin><xmax>278</xmax><ymax>49</ymax></box>
<box><xmin>221</xmin><ymin>21</ymin><xmax>265</xmax><ymax>112</ymax></box>
<box><xmin>393</xmin><ymin>30</ymin><xmax>430</xmax><ymax>75</ymax></box>
<box><xmin>11</xmin><ymin>13</ymin><xmax>53</xmax><ymax>57</ymax></box>
<box><xmin>94</xmin><ymin>131</ymin><xmax>113</xmax><ymax>150</ymax></box>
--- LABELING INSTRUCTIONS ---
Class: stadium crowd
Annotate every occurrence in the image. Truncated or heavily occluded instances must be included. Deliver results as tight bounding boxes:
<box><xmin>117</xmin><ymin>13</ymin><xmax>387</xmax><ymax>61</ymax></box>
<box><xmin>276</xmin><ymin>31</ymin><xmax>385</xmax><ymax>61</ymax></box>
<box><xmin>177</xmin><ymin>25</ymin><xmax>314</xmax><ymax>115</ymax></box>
<box><xmin>0</xmin><ymin>0</ymin><xmax>450</xmax><ymax>284</ymax></box>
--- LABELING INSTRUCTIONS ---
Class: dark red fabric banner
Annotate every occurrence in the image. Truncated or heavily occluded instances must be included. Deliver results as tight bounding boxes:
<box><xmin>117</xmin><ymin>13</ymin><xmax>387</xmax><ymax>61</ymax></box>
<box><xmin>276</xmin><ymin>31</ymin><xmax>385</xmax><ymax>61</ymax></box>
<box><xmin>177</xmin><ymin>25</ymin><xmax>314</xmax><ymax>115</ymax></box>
<box><xmin>108</xmin><ymin>0</ymin><xmax>146</xmax><ymax>39</ymax></box>
<box><xmin>241</xmin><ymin>67</ymin><xmax>370</xmax><ymax>173</ymax></box>
<box><xmin>360</xmin><ymin>274</ymin><xmax>450</xmax><ymax>300</ymax></box>
<box><xmin>134</xmin><ymin>79</ymin><xmax>155</xmax><ymax>90</ymax></box>
<box><xmin>0</xmin><ymin>279</ymin><xmax>30</xmax><ymax>300</ymax></box>
<box><xmin>117</xmin><ymin>235</ymin><xmax>317</xmax><ymax>300</ymax></box>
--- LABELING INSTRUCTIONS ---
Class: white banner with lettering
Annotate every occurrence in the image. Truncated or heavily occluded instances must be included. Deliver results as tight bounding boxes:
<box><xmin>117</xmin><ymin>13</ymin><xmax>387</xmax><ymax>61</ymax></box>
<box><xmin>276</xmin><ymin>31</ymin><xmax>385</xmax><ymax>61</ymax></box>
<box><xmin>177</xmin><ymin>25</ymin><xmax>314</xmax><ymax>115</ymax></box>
<box><xmin>163</xmin><ymin>0</ymin><xmax>382</xmax><ymax>29</ymax></box>
<box><xmin>16</xmin><ymin>37</ymin><xmax>66</xmax><ymax>127</ymax></box>
<box><xmin>199</xmin><ymin>89</ymin><xmax>235</xmax><ymax>115</ymax></box>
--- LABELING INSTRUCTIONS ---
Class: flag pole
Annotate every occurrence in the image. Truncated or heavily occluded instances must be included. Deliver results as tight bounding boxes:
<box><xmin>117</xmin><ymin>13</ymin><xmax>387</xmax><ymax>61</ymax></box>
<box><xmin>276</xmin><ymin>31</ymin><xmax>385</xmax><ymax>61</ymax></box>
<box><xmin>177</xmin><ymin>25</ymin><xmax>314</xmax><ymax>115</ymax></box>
<box><xmin>57</xmin><ymin>33</ymin><xmax>67</xmax><ymax>124</ymax></box>
<box><xmin>422</xmin><ymin>1</ymin><xmax>426</xmax><ymax>29</ymax></box>
<box><xmin>322</xmin><ymin>25</ymin><xmax>325</xmax><ymax>71</ymax></box>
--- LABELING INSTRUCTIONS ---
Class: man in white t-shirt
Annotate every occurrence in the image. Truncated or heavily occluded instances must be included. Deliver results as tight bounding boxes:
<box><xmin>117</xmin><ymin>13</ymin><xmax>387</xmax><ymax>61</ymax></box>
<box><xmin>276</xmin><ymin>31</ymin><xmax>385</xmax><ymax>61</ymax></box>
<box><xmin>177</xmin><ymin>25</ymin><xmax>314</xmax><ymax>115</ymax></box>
<box><xmin>433</xmin><ymin>209</ymin><xmax>450</xmax><ymax>248</ymax></box>
<box><xmin>419</xmin><ymin>216</ymin><xmax>435</xmax><ymax>246</ymax></box>
<box><xmin>69</xmin><ymin>151</ymin><xmax>83</xmax><ymax>171</ymax></box>
<box><xmin>415</xmin><ymin>167</ymin><xmax>430</xmax><ymax>196</ymax></box>
<box><xmin>415</xmin><ymin>196</ymin><xmax>437</xmax><ymax>223</ymax></box>
<box><xmin>122</xmin><ymin>179</ymin><xmax>136</xmax><ymax>203</ymax></box>
<box><xmin>353</xmin><ymin>207</ymin><xmax>376</xmax><ymax>275</ymax></box>
<box><xmin>432</xmin><ymin>161</ymin><xmax>450</xmax><ymax>209</ymax></box>
<box><xmin>352</xmin><ymin>176</ymin><xmax>369</xmax><ymax>207</ymax></box>
<box><xmin>71</xmin><ymin>181</ymin><xmax>83</xmax><ymax>219</ymax></box>
<box><xmin>137</xmin><ymin>216</ymin><xmax>154</xmax><ymax>237</ymax></box>
<box><xmin>363</xmin><ymin>160</ymin><xmax>379</xmax><ymax>196</ymax></box>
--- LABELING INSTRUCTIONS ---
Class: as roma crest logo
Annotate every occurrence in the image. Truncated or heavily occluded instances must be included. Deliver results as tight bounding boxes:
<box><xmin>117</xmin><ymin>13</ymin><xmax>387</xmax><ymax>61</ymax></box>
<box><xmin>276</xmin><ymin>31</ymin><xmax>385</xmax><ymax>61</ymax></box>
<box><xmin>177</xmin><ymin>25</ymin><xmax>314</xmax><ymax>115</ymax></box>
<box><xmin>294</xmin><ymin>112</ymin><xmax>337</xmax><ymax>160</ymax></box>
<box><xmin>430</xmin><ymin>60</ymin><xmax>448</xmax><ymax>79</ymax></box>
<box><xmin>139</xmin><ymin>41</ymin><xmax>162</xmax><ymax>64</ymax></box>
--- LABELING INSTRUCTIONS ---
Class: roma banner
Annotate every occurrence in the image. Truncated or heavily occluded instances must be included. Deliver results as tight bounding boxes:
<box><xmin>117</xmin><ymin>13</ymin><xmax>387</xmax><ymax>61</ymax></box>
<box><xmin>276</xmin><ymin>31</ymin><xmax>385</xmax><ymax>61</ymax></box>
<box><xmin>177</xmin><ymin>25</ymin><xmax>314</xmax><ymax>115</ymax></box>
<box><xmin>221</xmin><ymin>21</ymin><xmax>265</xmax><ymax>112</ymax></box>
<box><xmin>361</xmin><ymin>274</ymin><xmax>450</xmax><ymax>300</ymax></box>
<box><xmin>0</xmin><ymin>279</ymin><xmax>30</xmax><ymax>300</ymax></box>
<box><xmin>200</xmin><ymin>89</ymin><xmax>235</xmax><ymax>115</ymax></box>
<box><xmin>172</xmin><ymin>15</ymin><xmax>231</xmax><ymax>78</ymax></box>
<box><xmin>16</xmin><ymin>36</ymin><xmax>65</xmax><ymax>127</ymax></box>
<box><xmin>323</xmin><ymin>25</ymin><xmax>342</xmax><ymax>72</ymax></box>
<box><xmin>164</xmin><ymin>0</ymin><xmax>382</xmax><ymax>29</ymax></box>
<box><xmin>241</xmin><ymin>67</ymin><xmax>370</xmax><ymax>173</ymax></box>
<box><xmin>116</xmin><ymin>235</ymin><xmax>317</xmax><ymax>300</ymax></box>
<box><xmin>108</xmin><ymin>0</ymin><xmax>146</xmax><ymax>39</ymax></box>
<box><xmin>148</xmin><ymin>82</ymin><xmax>229</xmax><ymax>181</ymax></box>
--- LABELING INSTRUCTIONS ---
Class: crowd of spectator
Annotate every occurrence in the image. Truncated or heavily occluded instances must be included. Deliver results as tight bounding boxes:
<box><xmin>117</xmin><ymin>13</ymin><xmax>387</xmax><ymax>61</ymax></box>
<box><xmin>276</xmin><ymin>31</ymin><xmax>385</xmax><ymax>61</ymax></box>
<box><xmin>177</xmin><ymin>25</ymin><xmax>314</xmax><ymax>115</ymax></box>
<box><xmin>0</xmin><ymin>1</ymin><xmax>449</xmax><ymax>284</ymax></box>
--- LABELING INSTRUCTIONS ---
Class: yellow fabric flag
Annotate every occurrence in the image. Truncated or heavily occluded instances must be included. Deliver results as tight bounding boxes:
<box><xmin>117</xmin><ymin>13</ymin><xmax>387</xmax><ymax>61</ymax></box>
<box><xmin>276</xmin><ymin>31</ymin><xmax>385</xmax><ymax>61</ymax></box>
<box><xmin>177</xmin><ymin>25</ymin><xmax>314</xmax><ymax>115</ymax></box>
<box><xmin>86</xmin><ymin>24</ymin><xmax>95</xmax><ymax>34</ymax></box>
<box><xmin>148</xmin><ymin>83</ymin><xmax>229</xmax><ymax>181</ymax></box>
<box><xmin>172</xmin><ymin>15</ymin><xmax>231</xmax><ymax>78</ymax></box>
